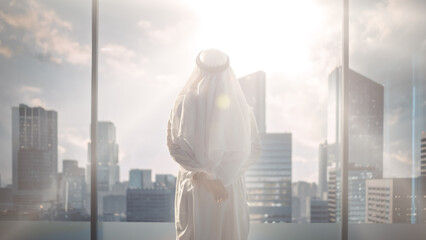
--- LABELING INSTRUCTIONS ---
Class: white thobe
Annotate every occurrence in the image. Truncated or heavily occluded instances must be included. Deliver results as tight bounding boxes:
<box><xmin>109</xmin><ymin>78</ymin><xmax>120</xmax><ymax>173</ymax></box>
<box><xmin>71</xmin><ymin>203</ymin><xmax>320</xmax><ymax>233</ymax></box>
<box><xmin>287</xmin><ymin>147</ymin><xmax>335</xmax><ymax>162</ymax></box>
<box><xmin>167</xmin><ymin>111</ymin><xmax>260</xmax><ymax>240</ymax></box>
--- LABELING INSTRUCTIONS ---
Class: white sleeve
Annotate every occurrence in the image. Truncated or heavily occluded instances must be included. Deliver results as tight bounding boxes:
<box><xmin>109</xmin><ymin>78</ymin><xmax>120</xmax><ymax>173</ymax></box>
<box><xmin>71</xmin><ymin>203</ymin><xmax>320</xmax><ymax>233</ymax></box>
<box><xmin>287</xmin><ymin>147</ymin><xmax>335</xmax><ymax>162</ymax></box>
<box><xmin>213</xmin><ymin>111</ymin><xmax>261</xmax><ymax>186</ymax></box>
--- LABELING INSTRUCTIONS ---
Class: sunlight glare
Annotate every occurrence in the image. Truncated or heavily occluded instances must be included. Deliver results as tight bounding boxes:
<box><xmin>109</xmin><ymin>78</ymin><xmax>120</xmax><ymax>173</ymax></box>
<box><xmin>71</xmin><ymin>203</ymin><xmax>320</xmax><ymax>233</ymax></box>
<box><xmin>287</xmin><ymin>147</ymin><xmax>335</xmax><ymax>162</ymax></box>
<box><xmin>184</xmin><ymin>0</ymin><xmax>324</xmax><ymax>76</ymax></box>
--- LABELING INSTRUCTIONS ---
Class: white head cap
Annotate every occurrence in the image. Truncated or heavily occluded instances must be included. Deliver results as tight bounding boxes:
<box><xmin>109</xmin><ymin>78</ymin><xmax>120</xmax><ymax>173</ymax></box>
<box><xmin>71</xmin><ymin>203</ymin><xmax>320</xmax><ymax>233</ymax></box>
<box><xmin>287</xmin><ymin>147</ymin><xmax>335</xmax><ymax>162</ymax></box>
<box><xmin>196</xmin><ymin>48</ymin><xmax>230</xmax><ymax>73</ymax></box>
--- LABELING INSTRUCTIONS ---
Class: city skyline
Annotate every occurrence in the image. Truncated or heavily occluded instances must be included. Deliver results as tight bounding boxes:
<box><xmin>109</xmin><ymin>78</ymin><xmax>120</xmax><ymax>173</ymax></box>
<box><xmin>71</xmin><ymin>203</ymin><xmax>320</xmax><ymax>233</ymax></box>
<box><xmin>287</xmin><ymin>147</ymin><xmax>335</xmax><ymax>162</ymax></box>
<box><xmin>1</xmin><ymin>0</ymin><xmax>426</xmax><ymax>188</ymax></box>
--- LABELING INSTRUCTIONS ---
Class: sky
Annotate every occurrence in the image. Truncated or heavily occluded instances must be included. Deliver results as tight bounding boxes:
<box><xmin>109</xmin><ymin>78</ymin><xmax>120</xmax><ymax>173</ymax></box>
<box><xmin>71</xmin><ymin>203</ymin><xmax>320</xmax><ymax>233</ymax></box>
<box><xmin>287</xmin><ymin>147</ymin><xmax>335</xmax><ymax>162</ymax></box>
<box><xmin>0</xmin><ymin>0</ymin><xmax>425</xmax><ymax>186</ymax></box>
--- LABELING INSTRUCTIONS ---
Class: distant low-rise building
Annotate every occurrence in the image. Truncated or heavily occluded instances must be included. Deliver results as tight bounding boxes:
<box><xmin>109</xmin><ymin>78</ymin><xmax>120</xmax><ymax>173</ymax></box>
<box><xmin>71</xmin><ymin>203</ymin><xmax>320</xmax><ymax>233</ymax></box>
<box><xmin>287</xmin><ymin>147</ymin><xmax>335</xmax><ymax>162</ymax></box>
<box><xmin>126</xmin><ymin>188</ymin><xmax>173</xmax><ymax>222</ymax></box>
<box><xmin>308</xmin><ymin>197</ymin><xmax>329</xmax><ymax>223</ymax></box>
<box><xmin>366</xmin><ymin>177</ymin><xmax>426</xmax><ymax>224</ymax></box>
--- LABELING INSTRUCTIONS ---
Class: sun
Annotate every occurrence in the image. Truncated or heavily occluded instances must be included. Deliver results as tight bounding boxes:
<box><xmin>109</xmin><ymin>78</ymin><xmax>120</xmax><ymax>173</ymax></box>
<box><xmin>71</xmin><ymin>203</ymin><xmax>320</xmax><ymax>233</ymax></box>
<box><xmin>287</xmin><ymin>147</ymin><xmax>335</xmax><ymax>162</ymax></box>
<box><xmin>183</xmin><ymin>0</ymin><xmax>325</xmax><ymax>76</ymax></box>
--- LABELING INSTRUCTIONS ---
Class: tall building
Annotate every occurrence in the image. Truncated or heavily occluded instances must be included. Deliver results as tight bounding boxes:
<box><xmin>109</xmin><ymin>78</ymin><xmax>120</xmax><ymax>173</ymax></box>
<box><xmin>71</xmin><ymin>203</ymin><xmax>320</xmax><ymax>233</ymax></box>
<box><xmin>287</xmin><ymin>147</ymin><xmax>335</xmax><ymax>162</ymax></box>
<box><xmin>126</xmin><ymin>188</ymin><xmax>173</xmax><ymax>222</ymax></box>
<box><xmin>238</xmin><ymin>71</ymin><xmax>266</xmax><ymax>133</ymax></box>
<box><xmin>292</xmin><ymin>181</ymin><xmax>317</xmax><ymax>223</ymax></box>
<box><xmin>422</xmin><ymin>136</ymin><xmax>426</xmax><ymax>176</ymax></box>
<box><xmin>327</xmin><ymin>164</ymin><xmax>339</xmax><ymax>223</ymax></box>
<box><xmin>59</xmin><ymin>160</ymin><xmax>85</xmax><ymax>212</ymax></box>
<box><xmin>308</xmin><ymin>197</ymin><xmax>329</xmax><ymax>223</ymax></box>
<box><xmin>318</xmin><ymin>141</ymin><xmax>328</xmax><ymax>200</ymax></box>
<box><xmin>327</xmin><ymin>67</ymin><xmax>384</xmax><ymax>223</ymax></box>
<box><xmin>366</xmin><ymin>177</ymin><xmax>426</xmax><ymax>224</ymax></box>
<box><xmin>11</xmin><ymin>104</ymin><xmax>58</xmax><ymax>207</ymax></box>
<box><xmin>246</xmin><ymin>133</ymin><xmax>292</xmax><ymax>223</ymax></box>
<box><xmin>12</xmin><ymin>104</ymin><xmax>58</xmax><ymax>190</ymax></box>
<box><xmin>87</xmin><ymin>121</ymin><xmax>119</xmax><ymax>191</ymax></box>
<box><xmin>129</xmin><ymin>169</ymin><xmax>152</xmax><ymax>189</ymax></box>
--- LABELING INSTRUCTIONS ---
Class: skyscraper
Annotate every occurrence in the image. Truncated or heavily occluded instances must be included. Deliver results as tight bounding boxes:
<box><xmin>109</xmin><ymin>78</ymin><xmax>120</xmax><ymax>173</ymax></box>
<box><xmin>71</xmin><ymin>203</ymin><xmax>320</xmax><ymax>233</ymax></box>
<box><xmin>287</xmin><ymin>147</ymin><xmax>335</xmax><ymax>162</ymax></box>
<box><xmin>12</xmin><ymin>104</ymin><xmax>58</xmax><ymax>190</ymax></box>
<box><xmin>239</xmin><ymin>71</ymin><xmax>292</xmax><ymax>222</ymax></box>
<box><xmin>292</xmin><ymin>181</ymin><xmax>317</xmax><ymax>223</ymax></box>
<box><xmin>11</xmin><ymin>104</ymin><xmax>58</xmax><ymax>207</ymax></box>
<box><xmin>246</xmin><ymin>133</ymin><xmax>292</xmax><ymax>223</ymax></box>
<box><xmin>327</xmin><ymin>67</ymin><xmax>384</xmax><ymax>223</ymax></box>
<box><xmin>129</xmin><ymin>169</ymin><xmax>152</xmax><ymax>189</ymax></box>
<box><xmin>87</xmin><ymin>121</ymin><xmax>119</xmax><ymax>191</ymax></box>
<box><xmin>238</xmin><ymin>71</ymin><xmax>266</xmax><ymax>133</ymax></box>
<box><xmin>59</xmin><ymin>160</ymin><xmax>85</xmax><ymax>212</ymax></box>
<box><xmin>318</xmin><ymin>141</ymin><xmax>328</xmax><ymax>200</ymax></box>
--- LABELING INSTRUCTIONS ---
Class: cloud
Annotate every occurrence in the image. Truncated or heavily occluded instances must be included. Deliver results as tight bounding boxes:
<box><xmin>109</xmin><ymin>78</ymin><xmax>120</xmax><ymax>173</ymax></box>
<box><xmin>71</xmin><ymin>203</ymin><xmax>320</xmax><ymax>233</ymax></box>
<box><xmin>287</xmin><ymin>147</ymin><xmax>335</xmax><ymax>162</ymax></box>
<box><xmin>17</xmin><ymin>84</ymin><xmax>47</xmax><ymax>108</ymax></box>
<box><xmin>100</xmin><ymin>43</ymin><xmax>148</xmax><ymax>84</ymax></box>
<box><xmin>137</xmin><ymin>20</ymin><xmax>152</xmax><ymax>29</ymax></box>
<box><xmin>293</xmin><ymin>155</ymin><xmax>308</xmax><ymax>164</ymax></box>
<box><xmin>386</xmin><ymin>107</ymin><xmax>402</xmax><ymax>126</ymax></box>
<box><xmin>0</xmin><ymin>0</ymin><xmax>89</xmax><ymax>65</ymax></box>
<box><xmin>0</xmin><ymin>40</ymin><xmax>12</xmax><ymax>58</ymax></box>
<box><xmin>19</xmin><ymin>85</ymin><xmax>41</xmax><ymax>94</ymax></box>
<box><xmin>60</xmin><ymin>127</ymin><xmax>89</xmax><ymax>150</ymax></box>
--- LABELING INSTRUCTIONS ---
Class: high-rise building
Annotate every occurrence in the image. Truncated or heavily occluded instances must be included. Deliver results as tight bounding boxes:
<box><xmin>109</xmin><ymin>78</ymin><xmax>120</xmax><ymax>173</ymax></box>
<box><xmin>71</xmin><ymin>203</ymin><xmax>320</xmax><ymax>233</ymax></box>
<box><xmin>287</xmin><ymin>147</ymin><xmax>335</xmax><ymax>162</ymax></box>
<box><xmin>239</xmin><ymin>71</ymin><xmax>292</xmax><ymax>223</ymax></box>
<box><xmin>129</xmin><ymin>169</ymin><xmax>152</xmax><ymax>189</ymax></box>
<box><xmin>308</xmin><ymin>197</ymin><xmax>329</xmax><ymax>223</ymax></box>
<box><xmin>347</xmin><ymin>164</ymin><xmax>375</xmax><ymax>223</ymax></box>
<box><xmin>87</xmin><ymin>121</ymin><xmax>119</xmax><ymax>191</ymax></box>
<box><xmin>126</xmin><ymin>188</ymin><xmax>173</xmax><ymax>222</ymax></box>
<box><xmin>292</xmin><ymin>181</ymin><xmax>317</xmax><ymax>223</ymax></box>
<box><xmin>12</xmin><ymin>104</ymin><xmax>58</xmax><ymax>190</ymax></box>
<box><xmin>327</xmin><ymin>67</ymin><xmax>384</xmax><ymax>223</ymax></box>
<box><xmin>422</xmin><ymin>136</ymin><xmax>426</xmax><ymax>176</ymax></box>
<box><xmin>318</xmin><ymin>141</ymin><xmax>328</xmax><ymax>200</ymax></box>
<box><xmin>11</xmin><ymin>104</ymin><xmax>58</xmax><ymax>207</ymax></box>
<box><xmin>366</xmin><ymin>177</ymin><xmax>426</xmax><ymax>224</ymax></box>
<box><xmin>246</xmin><ymin>133</ymin><xmax>292</xmax><ymax>223</ymax></box>
<box><xmin>327</xmin><ymin>164</ymin><xmax>339</xmax><ymax>223</ymax></box>
<box><xmin>238</xmin><ymin>71</ymin><xmax>266</xmax><ymax>133</ymax></box>
<box><xmin>59</xmin><ymin>160</ymin><xmax>85</xmax><ymax>212</ymax></box>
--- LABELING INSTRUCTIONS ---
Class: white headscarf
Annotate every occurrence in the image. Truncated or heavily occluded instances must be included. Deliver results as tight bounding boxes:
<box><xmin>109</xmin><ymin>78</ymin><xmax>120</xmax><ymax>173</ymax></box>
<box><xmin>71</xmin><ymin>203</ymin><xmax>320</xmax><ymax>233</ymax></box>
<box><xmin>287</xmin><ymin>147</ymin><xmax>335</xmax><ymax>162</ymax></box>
<box><xmin>168</xmin><ymin>49</ymin><xmax>253</xmax><ymax>185</ymax></box>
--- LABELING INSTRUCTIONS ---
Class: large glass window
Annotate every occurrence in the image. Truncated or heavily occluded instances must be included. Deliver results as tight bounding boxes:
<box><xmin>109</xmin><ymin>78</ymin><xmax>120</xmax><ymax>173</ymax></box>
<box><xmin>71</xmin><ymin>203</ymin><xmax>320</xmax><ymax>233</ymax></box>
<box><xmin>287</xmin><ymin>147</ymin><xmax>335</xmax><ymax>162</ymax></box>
<box><xmin>0</xmin><ymin>0</ymin><xmax>91</xmax><ymax>239</ymax></box>
<box><xmin>96</xmin><ymin>0</ymin><xmax>341</xmax><ymax>227</ymax></box>
<box><xmin>4</xmin><ymin>0</ymin><xmax>426</xmax><ymax>240</ymax></box>
<box><xmin>349</xmin><ymin>0</ymin><xmax>426</xmax><ymax>228</ymax></box>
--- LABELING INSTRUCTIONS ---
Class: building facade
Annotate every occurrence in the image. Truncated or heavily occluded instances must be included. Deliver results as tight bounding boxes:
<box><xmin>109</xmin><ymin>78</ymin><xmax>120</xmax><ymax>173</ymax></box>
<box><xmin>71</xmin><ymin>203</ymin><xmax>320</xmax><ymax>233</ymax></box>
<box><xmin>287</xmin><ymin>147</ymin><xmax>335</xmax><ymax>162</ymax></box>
<box><xmin>87</xmin><ymin>121</ymin><xmax>120</xmax><ymax>191</ymax></box>
<box><xmin>366</xmin><ymin>177</ymin><xmax>426</xmax><ymax>224</ymax></box>
<box><xmin>246</xmin><ymin>133</ymin><xmax>292</xmax><ymax>223</ymax></box>
<box><xmin>11</xmin><ymin>104</ymin><xmax>58</xmax><ymax>208</ymax></box>
<box><xmin>292</xmin><ymin>181</ymin><xmax>317</xmax><ymax>223</ymax></box>
<box><xmin>308</xmin><ymin>197</ymin><xmax>329</xmax><ymax>223</ymax></box>
<box><xmin>129</xmin><ymin>169</ymin><xmax>152</xmax><ymax>189</ymax></box>
<box><xmin>126</xmin><ymin>188</ymin><xmax>173</xmax><ymax>222</ymax></box>
<box><xmin>327</xmin><ymin>67</ymin><xmax>384</xmax><ymax>223</ymax></box>
<box><xmin>59</xmin><ymin>160</ymin><xmax>85</xmax><ymax>212</ymax></box>
<box><xmin>318</xmin><ymin>141</ymin><xmax>328</xmax><ymax>200</ymax></box>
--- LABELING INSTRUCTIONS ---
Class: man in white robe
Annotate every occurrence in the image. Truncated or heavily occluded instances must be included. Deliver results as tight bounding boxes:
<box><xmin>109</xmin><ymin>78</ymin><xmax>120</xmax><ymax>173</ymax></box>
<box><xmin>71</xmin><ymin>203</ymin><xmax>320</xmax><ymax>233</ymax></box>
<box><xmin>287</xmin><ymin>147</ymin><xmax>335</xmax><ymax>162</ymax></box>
<box><xmin>167</xmin><ymin>49</ymin><xmax>261</xmax><ymax>240</ymax></box>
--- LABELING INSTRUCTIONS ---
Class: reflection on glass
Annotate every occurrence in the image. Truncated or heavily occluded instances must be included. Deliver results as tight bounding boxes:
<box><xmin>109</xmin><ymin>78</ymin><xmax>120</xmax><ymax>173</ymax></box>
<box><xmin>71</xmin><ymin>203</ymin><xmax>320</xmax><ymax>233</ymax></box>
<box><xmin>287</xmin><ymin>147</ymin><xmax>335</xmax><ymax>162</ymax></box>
<box><xmin>327</xmin><ymin>67</ymin><xmax>384</xmax><ymax>223</ymax></box>
<box><xmin>349</xmin><ymin>0</ymin><xmax>426</xmax><ymax>225</ymax></box>
<box><xmin>0</xmin><ymin>0</ymin><xmax>91</xmax><ymax>226</ymax></box>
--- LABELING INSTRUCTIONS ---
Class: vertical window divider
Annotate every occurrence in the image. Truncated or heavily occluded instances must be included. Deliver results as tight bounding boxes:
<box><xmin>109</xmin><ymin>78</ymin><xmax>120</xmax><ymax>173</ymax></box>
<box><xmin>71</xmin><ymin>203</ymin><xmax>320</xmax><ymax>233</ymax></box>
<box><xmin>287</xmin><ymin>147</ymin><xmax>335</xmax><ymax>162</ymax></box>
<box><xmin>91</xmin><ymin>0</ymin><xmax>99</xmax><ymax>240</ymax></box>
<box><xmin>341</xmin><ymin>0</ymin><xmax>349</xmax><ymax>239</ymax></box>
